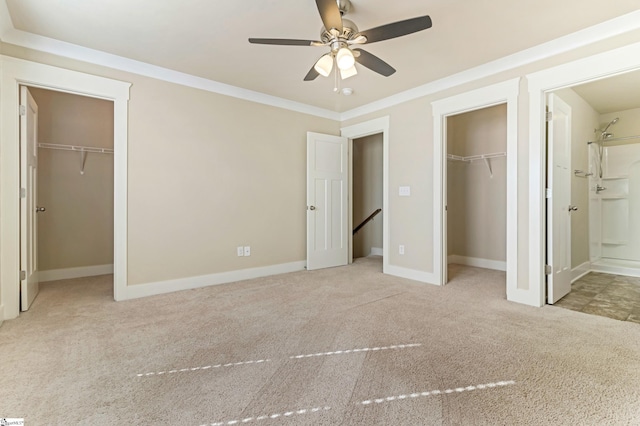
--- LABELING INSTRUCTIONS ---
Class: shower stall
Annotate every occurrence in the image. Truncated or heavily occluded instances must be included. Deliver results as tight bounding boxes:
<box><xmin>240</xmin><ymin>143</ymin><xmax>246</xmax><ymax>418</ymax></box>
<box><xmin>588</xmin><ymin>117</ymin><xmax>640</xmax><ymax>276</ymax></box>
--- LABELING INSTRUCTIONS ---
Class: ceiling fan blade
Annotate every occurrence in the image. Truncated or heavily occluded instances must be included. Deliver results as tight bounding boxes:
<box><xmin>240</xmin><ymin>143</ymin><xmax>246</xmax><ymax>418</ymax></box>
<box><xmin>316</xmin><ymin>0</ymin><xmax>343</xmax><ymax>33</ymax></box>
<box><xmin>353</xmin><ymin>48</ymin><xmax>396</xmax><ymax>77</ymax></box>
<box><xmin>358</xmin><ymin>15</ymin><xmax>432</xmax><ymax>44</ymax></box>
<box><xmin>249</xmin><ymin>38</ymin><xmax>322</xmax><ymax>46</ymax></box>
<box><xmin>304</xmin><ymin>65</ymin><xmax>320</xmax><ymax>81</ymax></box>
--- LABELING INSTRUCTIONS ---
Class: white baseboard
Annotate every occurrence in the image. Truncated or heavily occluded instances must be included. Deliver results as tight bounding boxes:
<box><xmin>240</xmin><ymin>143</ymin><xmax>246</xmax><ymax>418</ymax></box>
<box><xmin>123</xmin><ymin>261</ymin><xmax>306</xmax><ymax>300</ymax></box>
<box><xmin>369</xmin><ymin>247</ymin><xmax>383</xmax><ymax>256</ymax></box>
<box><xmin>40</xmin><ymin>264</ymin><xmax>114</xmax><ymax>282</ymax></box>
<box><xmin>571</xmin><ymin>261</ymin><xmax>591</xmax><ymax>283</ymax></box>
<box><xmin>385</xmin><ymin>265</ymin><xmax>438</xmax><ymax>285</ymax></box>
<box><xmin>448</xmin><ymin>255</ymin><xmax>506</xmax><ymax>271</ymax></box>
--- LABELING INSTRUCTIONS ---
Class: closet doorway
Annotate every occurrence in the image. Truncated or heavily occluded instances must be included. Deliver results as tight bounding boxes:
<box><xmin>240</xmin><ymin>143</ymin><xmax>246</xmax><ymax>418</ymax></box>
<box><xmin>26</xmin><ymin>87</ymin><xmax>115</xmax><ymax>309</ymax></box>
<box><xmin>445</xmin><ymin>104</ymin><xmax>507</xmax><ymax>287</ymax></box>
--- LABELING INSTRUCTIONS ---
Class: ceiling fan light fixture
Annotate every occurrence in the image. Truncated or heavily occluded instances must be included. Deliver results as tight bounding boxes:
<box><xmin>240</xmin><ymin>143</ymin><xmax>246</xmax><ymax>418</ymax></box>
<box><xmin>336</xmin><ymin>47</ymin><xmax>355</xmax><ymax>70</ymax></box>
<box><xmin>340</xmin><ymin>64</ymin><xmax>357</xmax><ymax>80</ymax></box>
<box><xmin>314</xmin><ymin>54</ymin><xmax>334</xmax><ymax>77</ymax></box>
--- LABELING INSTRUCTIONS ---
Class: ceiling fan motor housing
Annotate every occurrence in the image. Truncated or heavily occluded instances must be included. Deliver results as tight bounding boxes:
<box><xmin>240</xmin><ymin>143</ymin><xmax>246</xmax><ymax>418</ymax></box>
<box><xmin>320</xmin><ymin>19</ymin><xmax>359</xmax><ymax>44</ymax></box>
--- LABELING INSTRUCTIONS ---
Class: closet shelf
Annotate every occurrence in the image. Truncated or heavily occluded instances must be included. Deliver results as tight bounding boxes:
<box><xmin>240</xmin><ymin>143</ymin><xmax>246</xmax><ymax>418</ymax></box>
<box><xmin>447</xmin><ymin>152</ymin><xmax>506</xmax><ymax>162</ymax></box>
<box><xmin>447</xmin><ymin>152</ymin><xmax>506</xmax><ymax>178</ymax></box>
<box><xmin>38</xmin><ymin>143</ymin><xmax>113</xmax><ymax>175</ymax></box>
<box><xmin>602</xmin><ymin>239</ymin><xmax>628</xmax><ymax>245</ymax></box>
<box><xmin>38</xmin><ymin>143</ymin><xmax>114</xmax><ymax>154</ymax></box>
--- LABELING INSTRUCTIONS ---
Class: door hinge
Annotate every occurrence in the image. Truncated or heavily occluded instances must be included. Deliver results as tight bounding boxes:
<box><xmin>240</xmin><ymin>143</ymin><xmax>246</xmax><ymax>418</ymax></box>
<box><xmin>545</xmin><ymin>264</ymin><xmax>552</xmax><ymax>275</ymax></box>
<box><xmin>20</xmin><ymin>188</ymin><xmax>26</xmax><ymax>199</ymax></box>
<box><xmin>545</xmin><ymin>188</ymin><xmax>552</xmax><ymax>199</ymax></box>
<box><xmin>20</xmin><ymin>270</ymin><xmax>26</xmax><ymax>280</ymax></box>
<box><xmin>19</xmin><ymin>105</ymin><xmax>26</xmax><ymax>116</ymax></box>
<box><xmin>546</xmin><ymin>111</ymin><xmax>553</xmax><ymax>122</ymax></box>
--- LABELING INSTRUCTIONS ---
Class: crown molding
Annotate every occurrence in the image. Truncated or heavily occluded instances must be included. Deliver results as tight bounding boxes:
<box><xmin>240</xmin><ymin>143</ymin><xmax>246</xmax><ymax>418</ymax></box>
<box><xmin>0</xmin><ymin>28</ymin><xmax>341</xmax><ymax>121</ymax></box>
<box><xmin>339</xmin><ymin>9</ymin><xmax>640</xmax><ymax>121</ymax></box>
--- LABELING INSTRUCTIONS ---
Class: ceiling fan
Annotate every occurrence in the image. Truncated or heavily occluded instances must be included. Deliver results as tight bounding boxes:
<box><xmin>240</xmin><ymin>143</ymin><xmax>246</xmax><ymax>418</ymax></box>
<box><xmin>248</xmin><ymin>0</ymin><xmax>432</xmax><ymax>82</ymax></box>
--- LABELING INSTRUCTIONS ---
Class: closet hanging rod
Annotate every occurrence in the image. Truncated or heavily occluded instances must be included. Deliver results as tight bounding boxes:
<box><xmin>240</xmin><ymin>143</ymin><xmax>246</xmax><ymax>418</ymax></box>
<box><xmin>587</xmin><ymin>134</ymin><xmax>640</xmax><ymax>145</ymax></box>
<box><xmin>38</xmin><ymin>143</ymin><xmax>114</xmax><ymax>154</ymax></box>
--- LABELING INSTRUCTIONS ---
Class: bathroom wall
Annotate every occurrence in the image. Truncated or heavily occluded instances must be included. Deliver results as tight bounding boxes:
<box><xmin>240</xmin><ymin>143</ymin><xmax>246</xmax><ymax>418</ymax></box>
<box><xmin>551</xmin><ymin>89</ymin><xmax>599</xmax><ymax>269</ymax></box>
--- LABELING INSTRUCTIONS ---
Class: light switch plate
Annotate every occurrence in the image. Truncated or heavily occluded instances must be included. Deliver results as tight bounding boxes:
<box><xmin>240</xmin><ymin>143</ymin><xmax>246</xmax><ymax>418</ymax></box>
<box><xmin>399</xmin><ymin>186</ymin><xmax>411</xmax><ymax>196</ymax></box>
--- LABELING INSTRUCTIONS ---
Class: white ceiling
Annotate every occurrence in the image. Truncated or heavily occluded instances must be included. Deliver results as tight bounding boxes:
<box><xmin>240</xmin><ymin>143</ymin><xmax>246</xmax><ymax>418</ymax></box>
<box><xmin>3</xmin><ymin>0</ymin><xmax>640</xmax><ymax>113</ymax></box>
<box><xmin>571</xmin><ymin>70</ymin><xmax>640</xmax><ymax>114</ymax></box>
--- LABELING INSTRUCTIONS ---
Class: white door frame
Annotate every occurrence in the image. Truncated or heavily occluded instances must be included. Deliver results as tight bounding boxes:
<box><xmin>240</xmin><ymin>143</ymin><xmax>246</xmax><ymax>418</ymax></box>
<box><xmin>341</xmin><ymin>116</ymin><xmax>389</xmax><ymax>273</ymax></box>
<box><xmin>0</xmin><ymin>55</ymin><xmax>131</xmax><ymax>320</ymax></box>
<box><xmin>527</xmin><ymin>41</ymin><xmax>640</xmax><ymax>307</ymax></box>
<box><xmin>432</xmin><ymin>78</ymin><xmax>520</xmax><ymax>301</ymax></box>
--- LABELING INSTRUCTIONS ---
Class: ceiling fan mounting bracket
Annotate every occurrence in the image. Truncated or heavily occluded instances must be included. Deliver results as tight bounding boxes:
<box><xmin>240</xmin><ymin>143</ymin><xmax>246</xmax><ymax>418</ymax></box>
<box><xmin>337</xmin><ymin>0</ymin><xmax>352</xmax><ymax>16</ymax></box>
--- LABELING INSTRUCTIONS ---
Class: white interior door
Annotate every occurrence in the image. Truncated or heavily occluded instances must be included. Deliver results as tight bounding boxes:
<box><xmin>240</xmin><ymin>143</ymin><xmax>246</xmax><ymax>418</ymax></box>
<box><xmin>20</xmin><ymin>86</ymin><xmax>40</xmax><ymax>311</ymax></box>
<box><xmin>546</xmin><ymin>94</ymin><xmax>572</xmax><ymax>304</ymax></box>
<box><xmin>307</xmin><ymin>132</ymin><xmax>348</xmax><ymax>270</ymax></box>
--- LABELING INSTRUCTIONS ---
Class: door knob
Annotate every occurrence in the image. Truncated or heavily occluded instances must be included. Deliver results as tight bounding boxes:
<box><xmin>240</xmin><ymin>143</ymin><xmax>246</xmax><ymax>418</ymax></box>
<box><xmin>309</xmin><ymin>206</ymin><xmax>316</xmax><ymax>211</ymax></box>
<box><xmin>35</xmin><ymin>206</ymin><xmax>46</xmax><ymax>213</ymax></box>
<box><xmin>568</xmin><ymin>205</ymin><xmax>578</xmax><ymax>212</ymax></box>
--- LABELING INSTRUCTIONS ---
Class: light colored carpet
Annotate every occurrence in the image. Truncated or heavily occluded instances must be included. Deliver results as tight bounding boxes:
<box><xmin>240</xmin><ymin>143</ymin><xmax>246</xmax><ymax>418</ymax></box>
<box><xmin>1</xmin><ymin>257</ymin><xmax>639</xmax><ymax>425</ymax></box>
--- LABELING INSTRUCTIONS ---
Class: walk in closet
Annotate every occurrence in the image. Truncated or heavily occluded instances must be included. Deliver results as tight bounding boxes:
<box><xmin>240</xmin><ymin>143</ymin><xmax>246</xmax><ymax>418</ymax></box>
<box><xmin>446</xmin><ymin>104</ymin><xmax>507</xmax><ymax>274</ymax></box>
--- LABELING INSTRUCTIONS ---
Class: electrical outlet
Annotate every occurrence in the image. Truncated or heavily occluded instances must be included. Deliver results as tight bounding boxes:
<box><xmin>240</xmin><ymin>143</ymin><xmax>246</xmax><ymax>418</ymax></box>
<box><xmin>244</xmin><ymin>246</ymin><xmax>251</xmax><ymax>256</ymax></box>
<box><xmin>399</xmin><ymin>245</ymin><xmax>405</xmax><ymax>255</ymax></box>
<box><xmin>237</xmin><ymin>246</ymin><xmax>244</xmax><ymax>257</ymax></box>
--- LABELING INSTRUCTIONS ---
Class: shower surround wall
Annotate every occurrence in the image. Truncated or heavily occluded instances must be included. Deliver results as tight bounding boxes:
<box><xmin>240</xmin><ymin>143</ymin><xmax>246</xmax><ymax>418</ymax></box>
<box><xmin>593</xmin><ymin>108</ymin><xmax>640</xmax><ymax>268</ymax></box>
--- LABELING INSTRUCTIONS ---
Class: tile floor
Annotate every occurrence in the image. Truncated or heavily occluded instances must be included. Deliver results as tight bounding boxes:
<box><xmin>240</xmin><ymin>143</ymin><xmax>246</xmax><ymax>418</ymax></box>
<box><xmin>555</xmin><ymin>272</ymin><xmax>640</xmax><ymax>323</ymax></box>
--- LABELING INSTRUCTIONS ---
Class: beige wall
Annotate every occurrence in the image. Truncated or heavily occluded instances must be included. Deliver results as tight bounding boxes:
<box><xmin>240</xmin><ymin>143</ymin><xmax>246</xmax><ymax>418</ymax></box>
<box><xmin>446</xmin><ymin>104</ymin><xmax>507</xmax><ymax>262</ymax></box>
<box><xmin>0</xmin><ymin>42</ymin><xmax>340</xmax><ymax>286</ymax></box>
<box><xmin>551</xmin><ymin>89</ymin><xmax>599</xmax><ymax>269</ymax></box>
<box><xmin>2</xmin><ymin>26</ymin><xmax>640</xmax><ymax>301</ymax></box>
<box><xmin>30</xmin><ymin>87</ymin><xmax>115</xmax><ymax>271</ymax></box>
<box><xmin>353</xmin><ymin>133</ymin><xmax>383</xmax><ymax>258</ymax></box>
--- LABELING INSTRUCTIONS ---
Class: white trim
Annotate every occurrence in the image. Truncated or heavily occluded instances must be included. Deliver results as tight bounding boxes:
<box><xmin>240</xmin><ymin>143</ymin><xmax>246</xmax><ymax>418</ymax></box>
<box><xmin>370</xmin><ymin>247</ymin><xmax>383</xmax><ymax>257</ymax></box>
<box><xmin>571</xmin><ymin>261</ymin><xmax>591</xmax><ymax>283</ymax></box>
<box><xmin>123</xmin><ymin>261</ymin><xmax>306</xmax><ymax>300</ymax></box>
<box><xmin>0</xmin><ymin>29</ymin><xmax>340</xmax><ymax>121</ymax></box>
<box><xmin>0</xmin><ymin>55</ymin><xmax>130</xmax><ymax>319</ymax></box>
<box><xmin>448</xmin><ymin>255</ymin><xmax>506</xmax><ymax>272</ymax></box>
<box><xmin>40</xmin><ymin>264</ymin><xmax>114</xmax><ymax>282</ymax></box>
<box><xmin>341</xmin><ymin>10</ymin><xmax>640</xmax><ymax>121</ymax></box>
<box><xmin>385</xmin><ymin>265</ymin><xmax>437</xmax><ymax>285</ymax></box>
<box><xmin>590</xmin><ymin>260</ymin><xmax>640</xmax><ymax>278</ymax></box>
<box><xmin>527</xmin><ymin>41</ymin><xmax>640</xmax><ymax>309</ymax></box>
<box><xmin>1</xmin><ymin>10</ymin><xmax>639</xmax><ymax>121</ymax></box>
<box><xmin>341</xmin><ymin>117</ymin><xmax>390</xmax><ymax>275</ymax></box>
<box><xmin>431</xmin><ymin>78</ymin><xmax>520</xmax><ymax>302</ymax></box>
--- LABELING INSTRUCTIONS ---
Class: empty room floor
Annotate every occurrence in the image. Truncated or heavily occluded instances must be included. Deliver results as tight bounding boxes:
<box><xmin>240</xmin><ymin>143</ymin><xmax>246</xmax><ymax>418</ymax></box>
<box><xmin>1</xmin><ymin>259</ymin><xmax>640</xmax><ymax>425</ymax></box>
<box><xmin>555</xmin><ymin>272</ymin><xmax>640</xmax><ymax>323</ymax></box>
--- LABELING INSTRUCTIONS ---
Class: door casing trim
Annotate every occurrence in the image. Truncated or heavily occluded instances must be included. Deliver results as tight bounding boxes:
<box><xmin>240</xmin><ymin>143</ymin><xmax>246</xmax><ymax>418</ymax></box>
<box><xmin>527</xmin><ymin>41</ymin><xmax>640</xmax><ymax>307</ymax></box>
<box><xmin>0</xmin><ymin>55</ymin><xmax>130</xmax><ymax>319</ymax></box>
